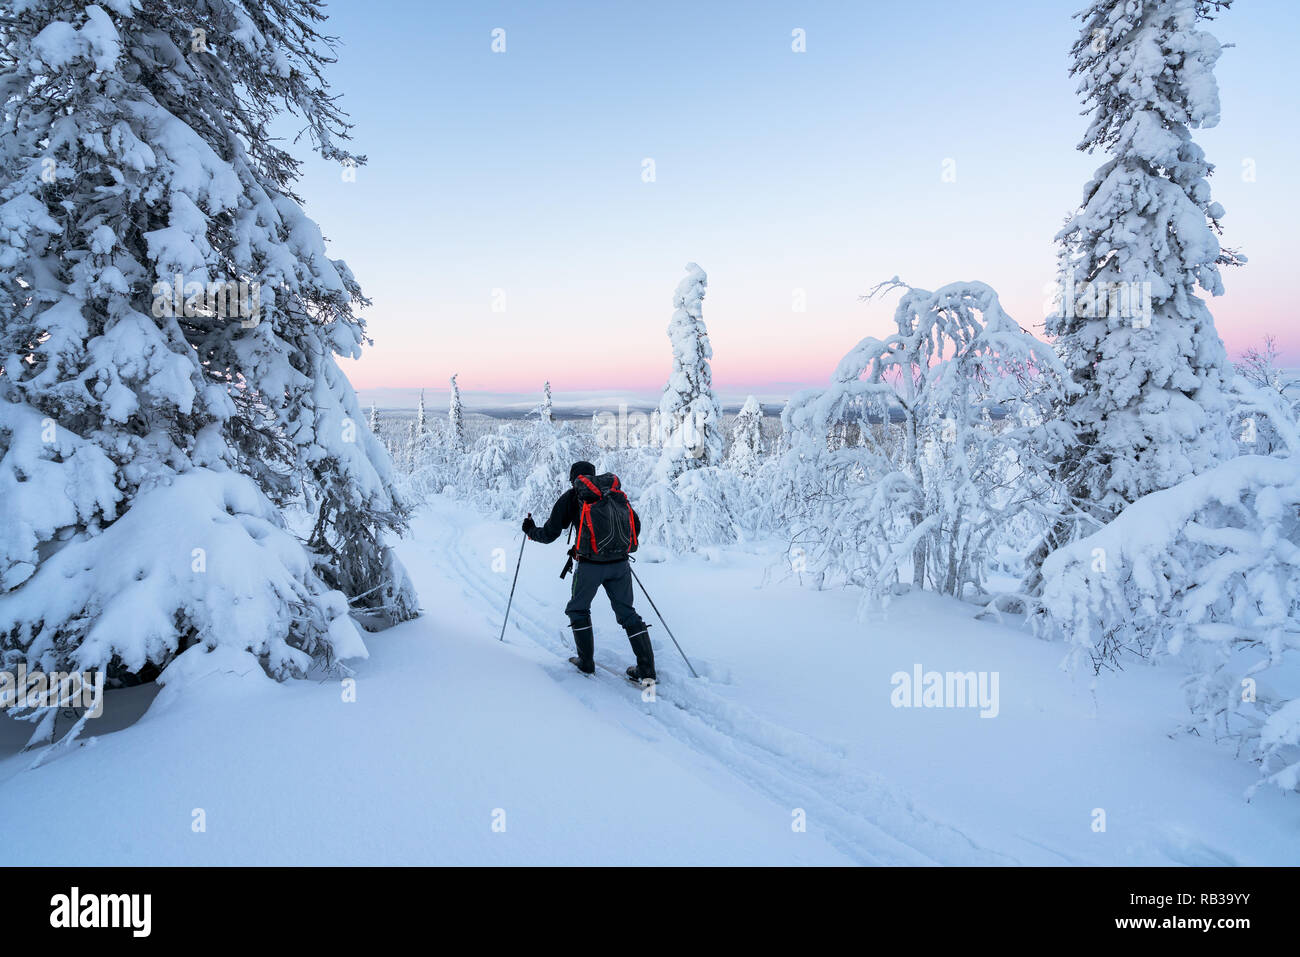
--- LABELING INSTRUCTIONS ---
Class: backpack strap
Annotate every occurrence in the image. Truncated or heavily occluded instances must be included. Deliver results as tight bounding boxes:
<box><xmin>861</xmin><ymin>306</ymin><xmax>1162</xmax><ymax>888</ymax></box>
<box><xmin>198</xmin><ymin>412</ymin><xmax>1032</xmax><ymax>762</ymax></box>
<box><xmin>609</xmin><ymin>476</ymin><xmax>635</xmax><ymax>548</ymax></box>
<box><xmin>577</xmin><ymin>502</ymin><xmax>598</xmax><ymax>555</ymax></box>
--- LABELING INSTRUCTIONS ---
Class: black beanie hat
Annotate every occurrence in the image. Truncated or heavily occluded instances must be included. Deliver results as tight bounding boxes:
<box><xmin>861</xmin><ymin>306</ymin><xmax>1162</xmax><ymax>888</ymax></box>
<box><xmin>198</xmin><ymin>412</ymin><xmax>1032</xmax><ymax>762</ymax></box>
<box><xmin>569</xmin><ymin>461</ymin><xmax>596</xmax><ymax>481</ymax></box>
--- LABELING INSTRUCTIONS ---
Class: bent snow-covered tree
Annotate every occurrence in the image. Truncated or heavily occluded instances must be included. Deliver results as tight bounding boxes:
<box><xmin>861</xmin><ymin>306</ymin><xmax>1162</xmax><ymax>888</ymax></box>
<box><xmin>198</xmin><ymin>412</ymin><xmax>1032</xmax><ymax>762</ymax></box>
<box><xmin>781</xmin><ymin>281</ymin><xmax>1071</xmax><ymax>609</ymax></box>
<box><xmin>1043</xmin><ymin>0</ymin><xmax>1240</xmax><ymax>541</ymax></box>
<box><xmin>1043</xmin><ymin>376</ymin><xmax>1300</xmax><ymax>796</ymax></box>
<box><xmin>0</xmin><ymin>1</ymin><xmax>416</xmax><ymax>713</ymax></box>
<box><xmin>1232</xmin><ymin>336</ymin><xmax>1299</xmax><ymax>458</ymax></box>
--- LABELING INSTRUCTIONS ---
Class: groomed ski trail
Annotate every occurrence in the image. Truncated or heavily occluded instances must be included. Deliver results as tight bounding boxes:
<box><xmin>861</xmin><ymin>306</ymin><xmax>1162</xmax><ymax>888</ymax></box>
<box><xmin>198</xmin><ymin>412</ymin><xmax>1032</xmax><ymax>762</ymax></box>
<box><xmin>409</xmin><ymin>505</ymin><xmax>1020</xmax><ymax>866</ymax></box>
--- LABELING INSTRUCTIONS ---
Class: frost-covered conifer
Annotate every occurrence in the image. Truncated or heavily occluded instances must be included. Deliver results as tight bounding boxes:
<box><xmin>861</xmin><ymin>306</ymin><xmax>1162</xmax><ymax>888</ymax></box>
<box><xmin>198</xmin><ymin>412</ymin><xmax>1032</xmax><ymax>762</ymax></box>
<box><xmin>449</xmin><ymin>373</ymin><xmax>465</xmax><ymax>453</ymax></box>
<box><xmin>0</xmin><ymin>0</ymin><xmax>414</xmax><ymax>714</ymax></box>
<box><xmin>535</xmin><ymin>381</ymin><xmax>555</xmax><ymax>426</ymax></box>
<box><xmin>1046</xmin><ymin>0</ymin><xmax>1240</xmax><ymax>525</ymax></box>
<box><xmin>726</xmin><ymin>396</ymin><xmax>766</xmax><ymax>476</ymax></box>
<box><xmin>655</xmin><ymin>263</ymin><xmax>723</xmax><ymax>481</ymax></box>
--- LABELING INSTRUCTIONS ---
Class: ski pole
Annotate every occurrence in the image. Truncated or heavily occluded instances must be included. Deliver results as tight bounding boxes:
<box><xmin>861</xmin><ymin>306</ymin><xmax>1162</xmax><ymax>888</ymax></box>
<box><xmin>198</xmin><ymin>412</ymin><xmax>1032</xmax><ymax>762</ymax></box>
<box><xmin>630</xmin><ymin>566</ymin><xmax>699</xmax><ymax>678</ymax></box>
<box><xmin>499</xmin><ymin>517</ymin><xmax>529</xmax><ymax>642</ymax></box>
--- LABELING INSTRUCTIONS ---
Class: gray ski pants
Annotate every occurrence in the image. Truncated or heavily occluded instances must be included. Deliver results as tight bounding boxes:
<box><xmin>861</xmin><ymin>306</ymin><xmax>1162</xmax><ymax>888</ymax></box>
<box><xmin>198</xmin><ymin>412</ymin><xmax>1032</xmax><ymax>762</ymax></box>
<box><xmin>565</xmin><ymin>559</ymin><xmax>647</xmax><ymax>636</ymax></box>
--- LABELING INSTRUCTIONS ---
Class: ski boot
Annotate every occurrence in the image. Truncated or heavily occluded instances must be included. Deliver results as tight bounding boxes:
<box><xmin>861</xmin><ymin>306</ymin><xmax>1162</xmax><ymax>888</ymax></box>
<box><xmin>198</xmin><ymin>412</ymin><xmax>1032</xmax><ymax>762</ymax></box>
<box><xmin>625</xmin><ymin>625</ymin><xmax>656</xmax><ymax>684</ymax></box>
<box><xmin>569</xmin><ymin>623</ymin><xmax>595</xmax><ymax>675</ymax></box>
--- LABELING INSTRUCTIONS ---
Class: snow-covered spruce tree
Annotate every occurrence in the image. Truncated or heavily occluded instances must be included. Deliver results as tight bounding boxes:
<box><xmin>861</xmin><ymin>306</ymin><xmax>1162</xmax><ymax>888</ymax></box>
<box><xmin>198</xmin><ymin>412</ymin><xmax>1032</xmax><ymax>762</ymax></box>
<box><xmin>465</xmin><ymin>425</ymin><xmax>525</xmax><ymax>517</ymax></box>
<box><xmin>654</xmin><ymin>263</ymin><xmax>723</xmax><ymax>481</ymax></box>
<box><xmin>726</xmin><ymin>395</ymin><xmax>765</xmax><ymax>476</ymax></box>
<box><xmin>781</xmin><ymin>281</ymin><xmax>1071</xmax><ymax>610</ymax></box>
<box><xmin>368</xmin><ymin>402</ymin><xmax>379</xmax><ymax>434</ymax></box>
<box><xmin>448</xmin><ymin>373</ymin><xmax>465</xmax><ymax>453</ymax></box>
<box><xmin>399</xmin><ymin>387</ymin><xmax>443</xmax><ymax>499</ymax></box>
<box><xmin>723</xmin><ymin>396</ymin><xmax>784</xmax><ymax>535</ymax></box>
<box><xmin>642</xmin><ymin>263</ymin><xmax>735</xmax><ymax>549</ymax></box>
<box><xmin>0</xmin><ymin>2</ymin><xmax>414</xmax><ymax>716</ymax></box>
<box><xmin>1034</xmin><ymin>1</ymin><xmax>1300</xmax><ymax>795</ymax></box>
<box><xmin>535</xmin><ymin>380</ymin><xmax>555</xmax><ymax>426</ymax></box>
<box><xmin>403</xmin><ymin>421</ymin><xmax>418</xmax><ymax>472</ymax></box>
<box><xmin>1037</xmin><ymin>0</ymin><xmax>1241</xmax><ymax>563</ymax></box>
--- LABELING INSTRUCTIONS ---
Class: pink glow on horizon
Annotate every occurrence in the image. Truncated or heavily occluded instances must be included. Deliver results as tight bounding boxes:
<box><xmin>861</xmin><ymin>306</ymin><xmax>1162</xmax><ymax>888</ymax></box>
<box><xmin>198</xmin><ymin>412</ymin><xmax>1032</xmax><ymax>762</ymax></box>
<box><xmin>343</xmin><ymin>285</ymin><xmax>1298</xmax><ymax>396</ymax></box>
<box><xmin>343</xmin><ymin>352</ymin><xmax>848</xmax><ymax>395</ymax></box>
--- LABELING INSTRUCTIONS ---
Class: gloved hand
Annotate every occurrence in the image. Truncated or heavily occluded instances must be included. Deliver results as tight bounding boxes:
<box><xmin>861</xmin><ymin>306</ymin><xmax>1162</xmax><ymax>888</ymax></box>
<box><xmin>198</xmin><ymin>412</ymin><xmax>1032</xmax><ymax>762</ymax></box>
<box><xmin>522</xmin><ymin>514</ymin><xmax>536</xmax><ymax>536</ymax></box>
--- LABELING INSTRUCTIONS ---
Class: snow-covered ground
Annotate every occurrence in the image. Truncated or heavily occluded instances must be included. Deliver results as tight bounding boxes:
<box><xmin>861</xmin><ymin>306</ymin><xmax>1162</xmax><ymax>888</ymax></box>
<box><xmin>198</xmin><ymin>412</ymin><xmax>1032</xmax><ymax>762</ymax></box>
<box><xmin>2</xmin><ymin>494</ymin><xmax>1297</xmax><ymax>865</ymax></box>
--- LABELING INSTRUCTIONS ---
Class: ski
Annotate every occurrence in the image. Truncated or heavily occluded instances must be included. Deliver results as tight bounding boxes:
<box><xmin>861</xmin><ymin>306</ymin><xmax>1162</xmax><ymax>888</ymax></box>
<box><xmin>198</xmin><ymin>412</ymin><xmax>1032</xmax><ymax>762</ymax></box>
<box><xmin>608</xmin><ymin>664</ymin><xmax>658</xmax><ymax>690</ymax></box>
<box><xmin>593</xmin><ymin>660</ymin><xmax>657</xmax><ymax>689</ymax></box>
<box><xmin>559</xmin><ymin>628</ymin><xmax>656</xmax><ymax>687</ymax></box>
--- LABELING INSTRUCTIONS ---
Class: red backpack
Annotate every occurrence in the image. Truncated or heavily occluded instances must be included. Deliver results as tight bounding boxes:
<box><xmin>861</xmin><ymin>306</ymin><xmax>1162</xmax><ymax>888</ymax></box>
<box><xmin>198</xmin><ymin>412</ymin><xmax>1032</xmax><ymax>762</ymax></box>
<box><xmin>572</xmin><ymin>473</ymin><xmax>638</xmax><ymax>561</ymax></box>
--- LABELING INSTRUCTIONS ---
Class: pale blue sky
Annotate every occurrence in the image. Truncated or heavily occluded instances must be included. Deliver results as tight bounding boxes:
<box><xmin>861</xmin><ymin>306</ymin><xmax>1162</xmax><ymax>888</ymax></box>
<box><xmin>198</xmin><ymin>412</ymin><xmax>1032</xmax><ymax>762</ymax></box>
<box><xmin>287</xmin><ymin>0</ymin><xmax>1299</xmax><ymax>401</ymax></box>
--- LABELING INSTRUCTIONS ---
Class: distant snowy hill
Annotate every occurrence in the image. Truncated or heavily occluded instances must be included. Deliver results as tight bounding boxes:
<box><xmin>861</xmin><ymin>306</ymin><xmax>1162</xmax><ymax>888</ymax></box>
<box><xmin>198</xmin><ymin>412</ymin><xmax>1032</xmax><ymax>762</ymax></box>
<box><xmin>354</xmin><ymin>387</ymin><xmax>790</xmax><ymax>418</ymax></box>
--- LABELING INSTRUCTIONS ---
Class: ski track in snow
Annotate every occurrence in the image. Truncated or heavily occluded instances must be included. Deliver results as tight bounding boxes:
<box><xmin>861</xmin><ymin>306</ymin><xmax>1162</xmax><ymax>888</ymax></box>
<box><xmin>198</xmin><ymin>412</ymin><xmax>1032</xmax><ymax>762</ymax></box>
<box><xmin>421</xmin><ymin>509</ymin><xmax>1020</xmax><ymax>866</ymax></box>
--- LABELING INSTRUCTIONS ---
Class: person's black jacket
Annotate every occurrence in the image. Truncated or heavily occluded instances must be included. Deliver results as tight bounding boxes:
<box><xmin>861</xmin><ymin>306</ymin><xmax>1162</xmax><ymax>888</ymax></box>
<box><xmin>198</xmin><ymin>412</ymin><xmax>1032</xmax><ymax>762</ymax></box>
<box><xmin>526</xmin><ymin>488</ymin><xmax>641</xmax><ymax>562</ymax></box>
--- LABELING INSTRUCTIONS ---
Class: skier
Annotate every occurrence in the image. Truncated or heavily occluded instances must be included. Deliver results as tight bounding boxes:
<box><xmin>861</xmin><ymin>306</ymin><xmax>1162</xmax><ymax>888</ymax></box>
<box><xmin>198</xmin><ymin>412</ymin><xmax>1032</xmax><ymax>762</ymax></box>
<box><xmin>522</xmin><ymin>461</ymin><xmax>656</xmax><ymax>682</ymax></box>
